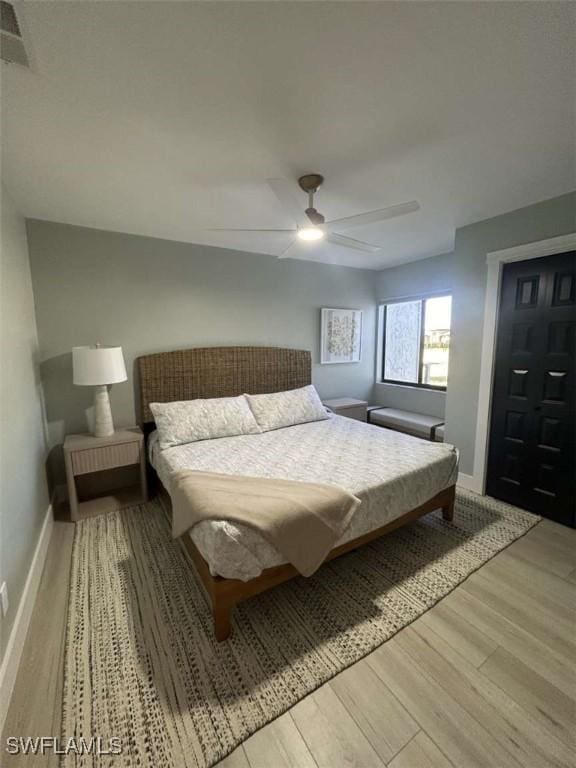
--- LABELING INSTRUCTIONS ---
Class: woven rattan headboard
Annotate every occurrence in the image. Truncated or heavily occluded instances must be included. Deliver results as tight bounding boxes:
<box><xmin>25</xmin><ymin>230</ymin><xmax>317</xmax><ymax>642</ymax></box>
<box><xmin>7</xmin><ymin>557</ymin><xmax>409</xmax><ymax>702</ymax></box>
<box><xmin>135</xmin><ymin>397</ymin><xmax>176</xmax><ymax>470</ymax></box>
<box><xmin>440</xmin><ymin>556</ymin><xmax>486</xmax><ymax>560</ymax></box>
<box><xmin>137</xmin><ymin>346</ymin><xmax>312</xmax><ymax>424</ymax></box>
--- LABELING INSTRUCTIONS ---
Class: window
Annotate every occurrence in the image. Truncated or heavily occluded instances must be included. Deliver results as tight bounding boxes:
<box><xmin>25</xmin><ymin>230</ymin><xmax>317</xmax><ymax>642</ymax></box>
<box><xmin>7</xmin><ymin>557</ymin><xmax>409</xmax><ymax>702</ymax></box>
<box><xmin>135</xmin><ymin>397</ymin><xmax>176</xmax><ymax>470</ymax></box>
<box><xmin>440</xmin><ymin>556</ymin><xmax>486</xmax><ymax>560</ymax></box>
<box><xmin>381</xmin><ymin>294</ymin><xmax>452</xmax><ymax>389</ymax></box>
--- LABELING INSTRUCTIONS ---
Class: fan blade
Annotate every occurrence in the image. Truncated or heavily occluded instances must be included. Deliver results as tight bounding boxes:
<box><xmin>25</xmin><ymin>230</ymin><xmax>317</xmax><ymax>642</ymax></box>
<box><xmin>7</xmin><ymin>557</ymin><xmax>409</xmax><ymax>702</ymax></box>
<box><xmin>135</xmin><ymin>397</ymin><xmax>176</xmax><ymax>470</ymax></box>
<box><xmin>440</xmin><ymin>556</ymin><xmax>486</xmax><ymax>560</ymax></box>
<box><xmin>325</xmin><ymin>232</ymin><xmax>381</xmax><ymax>253</ymax></box>
<box><xmin>277</xmin><ymin>239</ymin><xmax>299</xmax><ymax>259</ymax></box>
<box><xmin>205</xmin><ymin>228</ymin><xmax>296</xmax><ymax>233</ymax></box>
<box><xmin>267</xmin><ymin>178</ymin><xmax>309</xmax><ymax>227</ymax></box>
<box><xmin>327</xmin><ymin>200</ymin><xmax>420</xmax><ymax>230</ymax></box>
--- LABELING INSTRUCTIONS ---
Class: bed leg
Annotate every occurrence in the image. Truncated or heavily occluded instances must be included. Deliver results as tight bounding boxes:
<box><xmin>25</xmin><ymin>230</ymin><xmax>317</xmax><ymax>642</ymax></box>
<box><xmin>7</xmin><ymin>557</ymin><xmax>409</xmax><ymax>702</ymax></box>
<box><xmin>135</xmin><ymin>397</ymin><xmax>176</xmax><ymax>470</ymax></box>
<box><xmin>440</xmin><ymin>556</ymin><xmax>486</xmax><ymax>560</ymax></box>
<box><xmin>213</xmin><ymin>598</ymin><xmax>233</xmax><ymax>642</ymax></box>
<box><xmin>442</xmin><ymin>488</ymin><xmax>455</xmax><ymax>522</ymax></box>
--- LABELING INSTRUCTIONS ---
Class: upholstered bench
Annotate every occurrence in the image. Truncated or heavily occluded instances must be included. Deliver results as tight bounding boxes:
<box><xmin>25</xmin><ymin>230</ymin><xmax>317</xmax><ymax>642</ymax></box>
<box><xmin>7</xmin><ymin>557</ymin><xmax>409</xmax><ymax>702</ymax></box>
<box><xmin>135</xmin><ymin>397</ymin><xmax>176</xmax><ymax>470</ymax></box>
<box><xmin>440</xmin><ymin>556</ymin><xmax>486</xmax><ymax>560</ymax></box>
<box><xmin>368</xmin><ymin>407</ymin><xmax>445</xmax><ymax>442</ymax></box>
<box><xmin>434</xmin><ymin>424</ymin><xmax>445</xmax><ymax>442</ymax></box>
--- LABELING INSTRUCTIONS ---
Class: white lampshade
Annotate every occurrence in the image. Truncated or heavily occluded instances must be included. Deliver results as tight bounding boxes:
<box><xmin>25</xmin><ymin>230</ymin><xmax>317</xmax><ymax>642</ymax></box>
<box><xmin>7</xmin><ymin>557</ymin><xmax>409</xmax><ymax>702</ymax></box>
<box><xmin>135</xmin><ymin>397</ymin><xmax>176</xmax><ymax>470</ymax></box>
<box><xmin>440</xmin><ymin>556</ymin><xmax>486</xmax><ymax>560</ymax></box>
<box><xmin>73</xmin><ymin>346</ymin><xmax>127</xmax><ymax>386</ymax></box>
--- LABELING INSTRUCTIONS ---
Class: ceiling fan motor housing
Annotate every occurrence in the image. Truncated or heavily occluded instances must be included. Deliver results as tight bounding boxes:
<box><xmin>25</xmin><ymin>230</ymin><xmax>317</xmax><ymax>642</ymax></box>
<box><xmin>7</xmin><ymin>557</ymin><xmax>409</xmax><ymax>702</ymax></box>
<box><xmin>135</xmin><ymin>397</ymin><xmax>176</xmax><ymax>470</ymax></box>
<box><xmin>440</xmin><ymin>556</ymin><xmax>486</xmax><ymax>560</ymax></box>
<box><xmin>305</xmin><ymin>207</ymin><xmax>325</xmax><ymax>225</ymax></box>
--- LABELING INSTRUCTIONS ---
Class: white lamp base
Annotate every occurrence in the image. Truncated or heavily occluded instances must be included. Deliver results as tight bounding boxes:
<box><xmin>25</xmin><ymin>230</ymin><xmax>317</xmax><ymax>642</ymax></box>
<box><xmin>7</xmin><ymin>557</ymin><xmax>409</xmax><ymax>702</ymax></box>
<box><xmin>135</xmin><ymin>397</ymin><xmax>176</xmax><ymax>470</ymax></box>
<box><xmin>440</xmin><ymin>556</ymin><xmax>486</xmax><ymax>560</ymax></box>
<box><xmin>93</xmin><ymin>385</ymin><xmax>115</xmax><ymax>437</ymax></box>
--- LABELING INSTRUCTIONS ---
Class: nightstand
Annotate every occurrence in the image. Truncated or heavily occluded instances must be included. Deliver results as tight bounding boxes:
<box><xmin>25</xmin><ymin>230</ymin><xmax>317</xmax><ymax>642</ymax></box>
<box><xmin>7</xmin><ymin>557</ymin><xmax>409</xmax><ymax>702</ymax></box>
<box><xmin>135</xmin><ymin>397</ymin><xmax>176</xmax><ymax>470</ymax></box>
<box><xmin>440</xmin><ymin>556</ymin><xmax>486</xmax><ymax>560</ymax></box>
<box><xmin>323</xmin><ymin>398</ymin><xmax>368</xmax><ymax>422</ymax></box>
<box><xmin>64</xmin><ymin>427</ymin><xmax>148</xmax><ymax>521</ymax></box>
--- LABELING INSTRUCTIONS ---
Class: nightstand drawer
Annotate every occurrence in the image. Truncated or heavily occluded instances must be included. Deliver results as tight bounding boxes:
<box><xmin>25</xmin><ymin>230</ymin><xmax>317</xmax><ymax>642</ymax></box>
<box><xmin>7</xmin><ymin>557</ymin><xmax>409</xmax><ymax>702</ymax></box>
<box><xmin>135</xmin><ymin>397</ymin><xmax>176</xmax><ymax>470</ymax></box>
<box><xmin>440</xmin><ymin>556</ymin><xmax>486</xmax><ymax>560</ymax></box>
<box><xmin>336</xmin><ymin>405</ymin><xmax>367</xmax><ymax>422</ymax></box>
<box><xmin>71</xmin><ymin>441</ymin><xmax>141</xmax><ymax>475</ymax></box>
<box><xmin>323</xmin><ymin>398</ymin><xmax>368</xmax><ymax>422</ymax></box>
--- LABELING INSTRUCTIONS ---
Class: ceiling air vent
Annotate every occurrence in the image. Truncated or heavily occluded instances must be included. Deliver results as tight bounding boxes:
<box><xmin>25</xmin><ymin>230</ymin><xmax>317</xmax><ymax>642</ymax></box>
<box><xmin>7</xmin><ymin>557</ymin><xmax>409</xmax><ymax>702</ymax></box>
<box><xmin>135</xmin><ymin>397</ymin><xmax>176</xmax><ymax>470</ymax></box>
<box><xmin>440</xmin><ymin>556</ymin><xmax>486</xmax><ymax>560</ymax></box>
<box><xmin>1</xmin><ymin>1</ymin><xmax>29</xmax><ymax>67</ymax></box>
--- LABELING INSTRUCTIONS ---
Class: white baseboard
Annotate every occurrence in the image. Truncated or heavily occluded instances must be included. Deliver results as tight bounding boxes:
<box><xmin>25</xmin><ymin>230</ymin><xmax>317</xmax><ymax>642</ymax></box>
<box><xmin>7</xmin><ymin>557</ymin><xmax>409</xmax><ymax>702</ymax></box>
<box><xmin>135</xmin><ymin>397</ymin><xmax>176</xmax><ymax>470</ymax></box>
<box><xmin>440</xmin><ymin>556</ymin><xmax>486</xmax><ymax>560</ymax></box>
<box><xmin>457</xmin><ymin>472</ymin><xmax>483</xmax><ymax>493</ymax></box>
<box><xmin>0</xmin><ymin>504</ymin><xmax>54</xmax><ymax>734</ymax></box>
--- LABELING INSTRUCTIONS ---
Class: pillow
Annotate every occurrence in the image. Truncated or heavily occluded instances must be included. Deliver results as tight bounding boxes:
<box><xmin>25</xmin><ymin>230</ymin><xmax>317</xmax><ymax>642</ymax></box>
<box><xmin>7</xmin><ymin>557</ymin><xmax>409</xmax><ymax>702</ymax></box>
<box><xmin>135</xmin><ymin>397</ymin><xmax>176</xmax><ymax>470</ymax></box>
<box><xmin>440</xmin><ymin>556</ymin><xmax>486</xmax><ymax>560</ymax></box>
<box><xmin>245</xmin><ymin>385</ymin><xmax>329</xmax><ymax>433</ymax></box>
<box><xmin>150</xmin><ymin>396</ymin><xmax>260</xmax><ymax>449</ymax></box>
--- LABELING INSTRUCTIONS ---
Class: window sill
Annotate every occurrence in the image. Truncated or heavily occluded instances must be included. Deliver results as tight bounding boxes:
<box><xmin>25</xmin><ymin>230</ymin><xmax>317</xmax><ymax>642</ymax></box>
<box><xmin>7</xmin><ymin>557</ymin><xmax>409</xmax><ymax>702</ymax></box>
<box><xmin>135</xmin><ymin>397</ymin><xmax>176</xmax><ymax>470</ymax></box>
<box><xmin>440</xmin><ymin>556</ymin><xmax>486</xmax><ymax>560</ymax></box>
<box><xmin>375</xmin><ymin>381</ymin><xmax>447</xmax><ymax>393</ymax></box>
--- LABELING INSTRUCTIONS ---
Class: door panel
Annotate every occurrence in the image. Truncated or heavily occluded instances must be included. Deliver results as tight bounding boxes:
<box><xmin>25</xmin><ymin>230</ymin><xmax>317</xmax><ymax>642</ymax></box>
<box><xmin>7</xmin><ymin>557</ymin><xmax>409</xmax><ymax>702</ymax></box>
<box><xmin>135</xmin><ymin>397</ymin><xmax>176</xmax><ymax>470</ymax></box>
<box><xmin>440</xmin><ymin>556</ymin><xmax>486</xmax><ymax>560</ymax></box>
<box><xmin>486</xmin><ymin>251</ymin><xmax>575</xmax><ymax>527</ymax></box>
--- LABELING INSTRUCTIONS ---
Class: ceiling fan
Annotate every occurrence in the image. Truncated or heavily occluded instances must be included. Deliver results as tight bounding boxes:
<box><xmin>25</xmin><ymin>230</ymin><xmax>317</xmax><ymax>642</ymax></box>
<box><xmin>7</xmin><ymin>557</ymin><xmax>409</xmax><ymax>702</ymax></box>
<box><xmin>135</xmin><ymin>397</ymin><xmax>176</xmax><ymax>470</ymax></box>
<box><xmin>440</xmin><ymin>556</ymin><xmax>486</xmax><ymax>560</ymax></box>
<box><xmin>207</xmin><ymin>174</ymin><xmax>420</xmax><ymax>257</ymax></box>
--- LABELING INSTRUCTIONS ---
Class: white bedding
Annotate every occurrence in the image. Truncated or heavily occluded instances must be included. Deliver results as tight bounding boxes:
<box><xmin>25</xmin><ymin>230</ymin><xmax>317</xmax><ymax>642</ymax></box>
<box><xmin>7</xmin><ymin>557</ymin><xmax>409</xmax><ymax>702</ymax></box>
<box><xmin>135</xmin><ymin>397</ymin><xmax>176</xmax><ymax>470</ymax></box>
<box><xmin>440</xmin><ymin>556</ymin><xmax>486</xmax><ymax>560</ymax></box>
<box><xmin>149</xmin><ymin>414</ymin><xmax>458</xmax><ymax>580</ymax></box>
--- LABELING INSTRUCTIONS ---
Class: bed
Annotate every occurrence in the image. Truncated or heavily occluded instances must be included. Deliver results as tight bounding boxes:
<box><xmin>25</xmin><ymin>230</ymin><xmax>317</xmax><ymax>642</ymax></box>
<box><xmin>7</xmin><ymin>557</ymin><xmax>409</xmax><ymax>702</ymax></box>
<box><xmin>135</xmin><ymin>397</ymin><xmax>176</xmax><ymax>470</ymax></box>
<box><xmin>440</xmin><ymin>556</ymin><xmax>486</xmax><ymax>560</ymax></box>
<box><xmin>138</xmin><ymin>346</ymin><xmax>458</xmax><ymax>641</ymax></box>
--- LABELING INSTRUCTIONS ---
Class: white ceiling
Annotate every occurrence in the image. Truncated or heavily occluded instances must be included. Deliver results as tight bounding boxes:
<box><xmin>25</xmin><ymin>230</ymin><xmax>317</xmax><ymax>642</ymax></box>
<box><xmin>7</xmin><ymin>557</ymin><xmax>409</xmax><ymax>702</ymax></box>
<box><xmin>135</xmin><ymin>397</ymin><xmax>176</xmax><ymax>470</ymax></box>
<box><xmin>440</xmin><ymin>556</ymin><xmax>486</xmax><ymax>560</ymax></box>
<box><xmin>2</xmin><ymin>1</ymin><xmax>574</xmax><ymax>269</ymax></box>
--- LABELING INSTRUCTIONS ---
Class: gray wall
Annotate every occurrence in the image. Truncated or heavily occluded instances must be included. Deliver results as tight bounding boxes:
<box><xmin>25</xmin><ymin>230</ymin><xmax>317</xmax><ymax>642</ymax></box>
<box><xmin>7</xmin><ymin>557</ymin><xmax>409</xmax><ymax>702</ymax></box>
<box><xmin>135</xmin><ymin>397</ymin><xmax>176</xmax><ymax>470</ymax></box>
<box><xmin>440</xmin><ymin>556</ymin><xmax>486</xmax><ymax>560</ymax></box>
<box><xmin>27</xmin><ymin>221</ymin><xmax>376</xmax><ymax>484</ymax></box>
<box><xmin>373</xmin><ymin>252</ymin><xmax>454</xmax><ymax>418</ymax></box>
<box><xmin>372</xmin><ymin>194</ymin><xmax>576</xmax><ymax>475</ymax></box>
<box><xmin>0</xmin><ymin>188</ymin><xmax>50</xmax><ymax>660</ymax></box>
<box><xmin>25</xmin><ymin>191</ymin><xmax>576</xmax><ymax>489</ymax></box>
<box><xmin>445</xmin><ymin>192</ymin><xmax>576</xmax><ymax>474</ymax></box>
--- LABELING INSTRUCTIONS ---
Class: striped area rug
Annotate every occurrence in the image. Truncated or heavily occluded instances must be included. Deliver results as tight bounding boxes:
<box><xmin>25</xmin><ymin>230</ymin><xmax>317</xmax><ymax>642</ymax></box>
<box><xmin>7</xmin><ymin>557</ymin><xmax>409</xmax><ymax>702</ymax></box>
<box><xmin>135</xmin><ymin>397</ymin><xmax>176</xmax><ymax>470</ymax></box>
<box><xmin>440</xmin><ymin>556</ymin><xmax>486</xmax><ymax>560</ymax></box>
<box><xmin>62</xmin><ymin>489</ymin><xmax>538</xmax><ymax>767</ymax></box>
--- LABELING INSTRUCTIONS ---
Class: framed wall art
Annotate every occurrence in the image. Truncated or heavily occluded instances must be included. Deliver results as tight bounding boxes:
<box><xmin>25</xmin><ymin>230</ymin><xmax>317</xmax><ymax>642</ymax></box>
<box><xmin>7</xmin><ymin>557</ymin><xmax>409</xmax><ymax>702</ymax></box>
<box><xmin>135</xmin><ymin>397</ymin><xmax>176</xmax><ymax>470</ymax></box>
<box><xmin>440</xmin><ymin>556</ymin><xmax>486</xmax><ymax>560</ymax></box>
<box><xmin>320</xmin><ymin>307</ymin><xmax>362</xmax><ymax>364</ymax></box>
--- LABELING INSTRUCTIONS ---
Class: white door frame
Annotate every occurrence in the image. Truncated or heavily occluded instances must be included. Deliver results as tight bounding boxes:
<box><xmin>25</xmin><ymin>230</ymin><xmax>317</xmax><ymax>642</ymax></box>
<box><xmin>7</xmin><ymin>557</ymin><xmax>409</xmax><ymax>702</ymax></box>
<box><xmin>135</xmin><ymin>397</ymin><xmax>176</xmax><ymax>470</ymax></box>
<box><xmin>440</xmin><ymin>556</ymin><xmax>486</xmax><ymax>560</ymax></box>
<box><xmin>472</xmin><ymin>232</ymin><xmax>576</xmax><ymax>494</ymax></box>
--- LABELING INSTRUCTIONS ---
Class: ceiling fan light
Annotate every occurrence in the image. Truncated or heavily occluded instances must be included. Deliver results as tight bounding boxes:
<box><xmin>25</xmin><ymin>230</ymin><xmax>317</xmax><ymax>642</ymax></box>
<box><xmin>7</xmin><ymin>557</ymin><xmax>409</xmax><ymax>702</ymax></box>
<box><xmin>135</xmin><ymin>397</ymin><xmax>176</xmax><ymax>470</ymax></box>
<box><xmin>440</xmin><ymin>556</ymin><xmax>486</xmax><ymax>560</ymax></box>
<box><xmin>297</xmin><ymin>227</ymin><xmax>324</xmax><ymax>242</ymax></box>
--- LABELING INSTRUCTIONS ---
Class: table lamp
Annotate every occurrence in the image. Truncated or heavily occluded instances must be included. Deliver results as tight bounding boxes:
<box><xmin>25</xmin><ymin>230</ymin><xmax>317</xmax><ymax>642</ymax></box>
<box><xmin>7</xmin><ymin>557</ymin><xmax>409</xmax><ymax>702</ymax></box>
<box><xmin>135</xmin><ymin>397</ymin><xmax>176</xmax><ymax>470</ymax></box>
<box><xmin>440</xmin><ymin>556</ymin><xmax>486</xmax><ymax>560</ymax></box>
<box><xmin>72</xmin><ymin>344</ymin><xmax>127</xmax><ymax>437</ymax></box>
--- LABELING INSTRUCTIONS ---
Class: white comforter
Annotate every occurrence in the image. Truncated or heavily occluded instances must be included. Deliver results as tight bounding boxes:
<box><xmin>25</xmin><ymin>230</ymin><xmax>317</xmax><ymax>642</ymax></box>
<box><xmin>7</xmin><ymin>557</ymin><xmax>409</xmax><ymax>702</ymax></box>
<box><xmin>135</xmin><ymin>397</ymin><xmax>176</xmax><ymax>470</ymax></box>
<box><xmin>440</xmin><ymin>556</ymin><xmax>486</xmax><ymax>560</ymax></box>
<box><xmin>149</xmin><ymin>415</ymin><xmax>458</xmax><ymax>580</ymax></box>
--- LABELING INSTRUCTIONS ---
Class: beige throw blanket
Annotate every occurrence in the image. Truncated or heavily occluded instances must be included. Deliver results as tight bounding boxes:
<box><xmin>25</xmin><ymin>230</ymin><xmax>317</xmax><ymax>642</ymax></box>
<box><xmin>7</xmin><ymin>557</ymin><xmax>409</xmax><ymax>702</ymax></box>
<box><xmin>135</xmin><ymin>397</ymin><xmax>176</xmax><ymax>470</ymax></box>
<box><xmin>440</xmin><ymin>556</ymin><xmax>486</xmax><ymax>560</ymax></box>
<box><xmin>171</xmin><ymin>470</ymin><xmax>361</xmax><ymax>577</ymax></box>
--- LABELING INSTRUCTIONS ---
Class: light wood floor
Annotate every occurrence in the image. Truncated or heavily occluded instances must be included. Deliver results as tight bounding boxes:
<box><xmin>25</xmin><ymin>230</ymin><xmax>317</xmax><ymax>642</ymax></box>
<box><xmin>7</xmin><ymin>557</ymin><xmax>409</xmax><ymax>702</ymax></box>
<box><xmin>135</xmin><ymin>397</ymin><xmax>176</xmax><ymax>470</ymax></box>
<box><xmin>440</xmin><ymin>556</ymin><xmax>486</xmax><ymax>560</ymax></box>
<box><xmin>3</xmin><ymin>514</ymin><xmax>575</xmax><ymax>767</ymax></box>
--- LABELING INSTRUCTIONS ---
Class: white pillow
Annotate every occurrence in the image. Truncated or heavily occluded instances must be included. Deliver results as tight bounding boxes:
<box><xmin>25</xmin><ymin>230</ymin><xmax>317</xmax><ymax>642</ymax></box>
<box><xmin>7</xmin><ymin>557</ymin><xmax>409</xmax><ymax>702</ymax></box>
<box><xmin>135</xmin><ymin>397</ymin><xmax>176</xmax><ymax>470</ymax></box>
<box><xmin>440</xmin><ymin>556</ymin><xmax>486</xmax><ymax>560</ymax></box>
<box><xmin>245</xmin><ymin>385</ymin><xmax>329</xmax><ymax>433</ymax></box>
<box><xmin>150</xmin><ymin>396</ymin><xmax>260</xmax><ymax>449</ymax></box>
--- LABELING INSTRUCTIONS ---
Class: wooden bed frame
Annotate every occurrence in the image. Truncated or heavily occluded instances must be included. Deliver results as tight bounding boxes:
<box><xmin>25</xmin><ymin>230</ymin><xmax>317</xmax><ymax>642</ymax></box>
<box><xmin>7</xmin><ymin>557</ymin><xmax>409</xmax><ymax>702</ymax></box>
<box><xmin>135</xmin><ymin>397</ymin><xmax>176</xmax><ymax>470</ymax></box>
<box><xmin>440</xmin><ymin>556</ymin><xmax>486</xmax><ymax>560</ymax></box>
<box><xmin>137</xmin><ymin>346</ymin><xmax>456</xmax><ymax>642</ymax></box>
